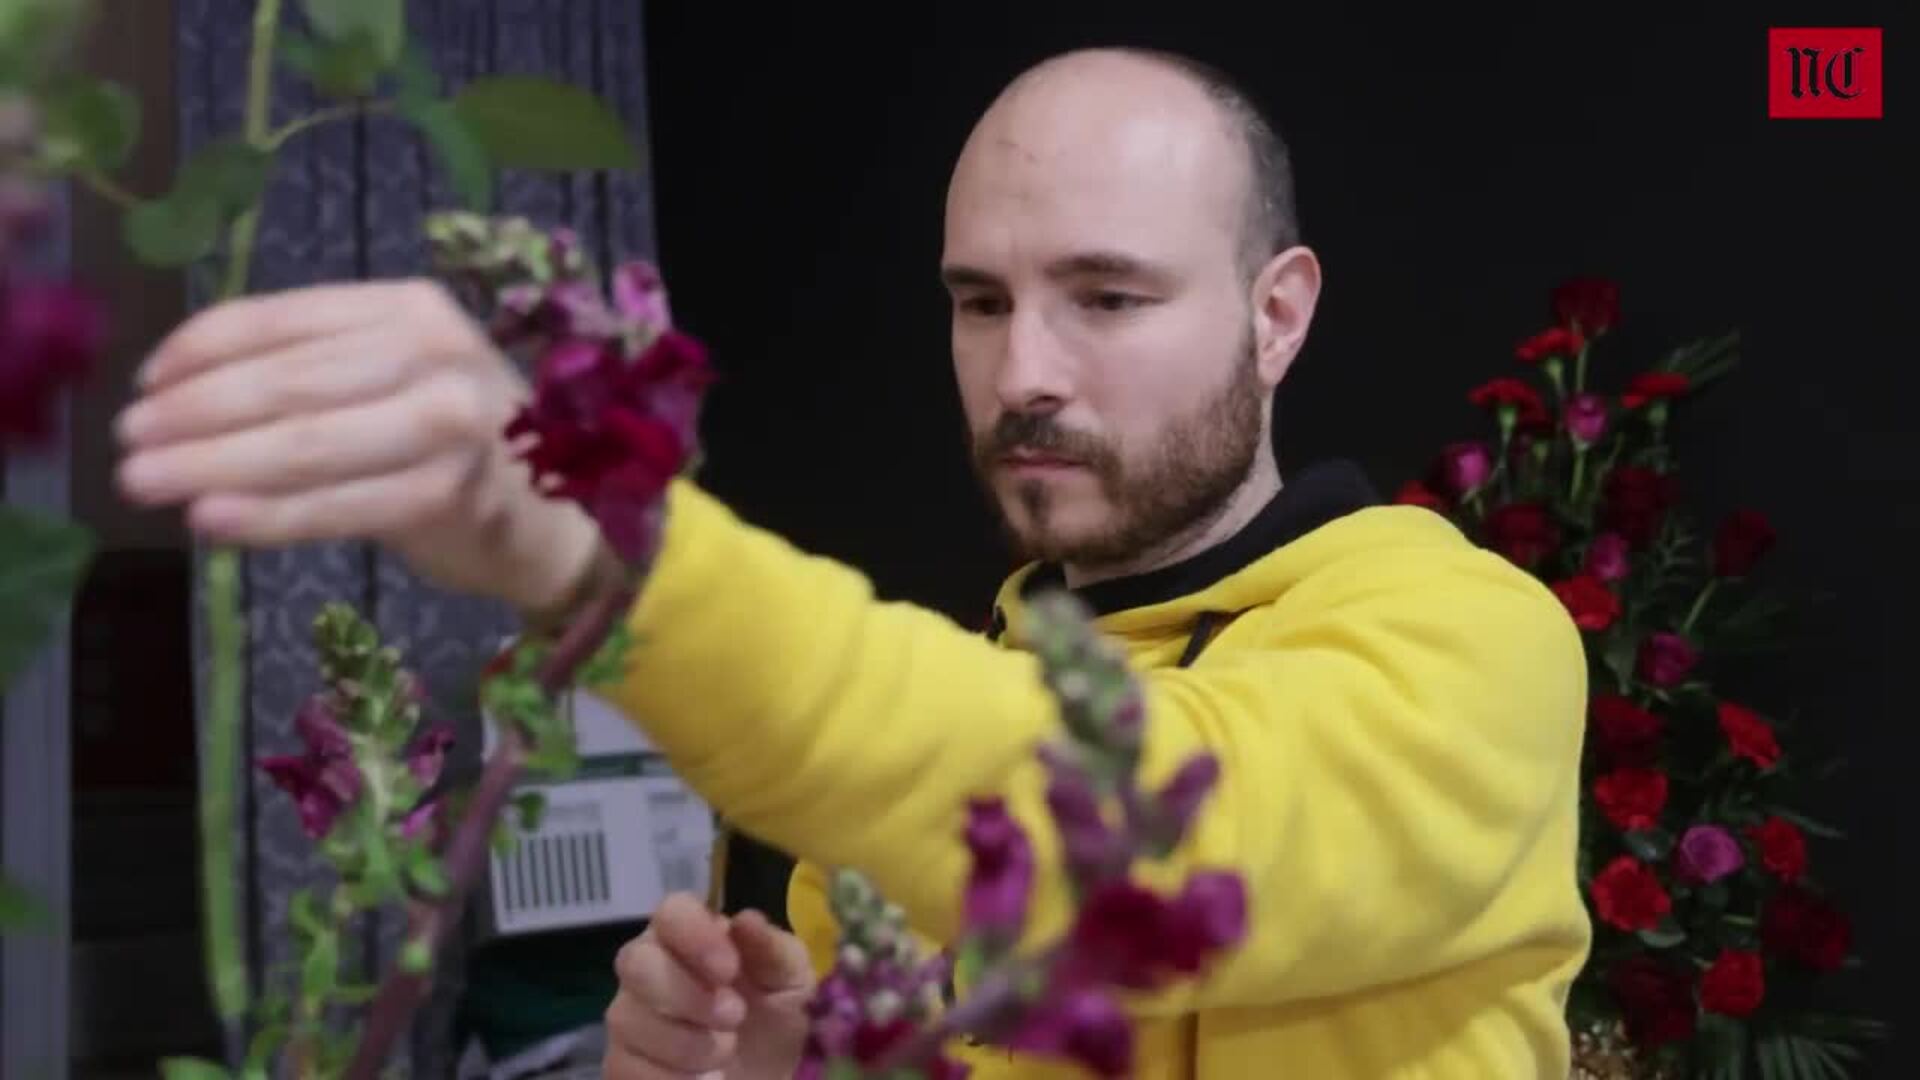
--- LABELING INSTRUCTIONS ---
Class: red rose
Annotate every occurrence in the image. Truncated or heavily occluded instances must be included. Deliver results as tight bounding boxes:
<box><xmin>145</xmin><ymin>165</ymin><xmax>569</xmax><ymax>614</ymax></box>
<box><xmin>1483</xmin><ymin>502</ymin><xmax>1561</xmax><ymax>567</ymax></box>
<box><xmin>1393</xmin><ymin>480</ymin><xmax>1447</xmax><ymax>511</ymax></box>
<box><xmin>1700</xmin><ymin>950</ymin><xmax>1766</xmax><ymax>1017</ymax></box>
<box><xmin>1636</xmin><ymin>631</ymin><xmax>1699</xmax><ymax>688</ymax></box>
<box><xmin>1438</xmin><ymin>441</ymin><xmax>1492</xmax><ymax>496</ymax></box>
<box><xmin>1552</xmin><ymin>574</ymin><xmax>1621</xmax><ymax>631</ymax></box>
<box><xmin>1515</xmin><ymin>326</ymin><xmax>1584</xmax><ymax>364</ymax></box>
<box><xmin>1606</xmin><ymin>955</ymin><xmax>1695</xmax><ymax>1047</ymax></box>
<box><xmin>1593</xmin><ymin>768</ymin><xmax>1668</xmax><ymax>831</ymax></box>
<box><xmin>1591</xmin><ymin>694</ymin><xmax>1663</xmax><ymax>766</ymax></box>
<box><xmin>1467</xmin><ymin>377</ymin><xmax>1550</xmax><ymax>429</ymax></box>
<box><xmin>1718</xmin><ymin>701</ymin><xmax>1782</xmax><ymax>769</ymax></box>
<box><xmin>1748</xmin><ymin>817</ymin><xmax>1808</xmax><ymax>881</ymax></box>
<box><xmin>1762</xmin><ymin>887</ymin><xmax>1852</xmax><ymax>971</ymax></box>
<box><xmin>1712</xmin><ymin>510</ymin><xmax>1777</xmax><ymax>578</ymax></box>
<box><xmin>1602</xmin><ymin>465</ymin><xmax>1677</xmax><ymax>547</ymax></box>
<box><xmin>1552</xmin><ymin>276</ymin><xmax>1621</xmax><ymax>337</ymax></box>
<box><xmin>1621</xmin><ymin>372</ymin><xmax>1691</xmax><ymax>409</ymax></box>
<box><xmin>1590</xmin><ymin>856</ymin><xmax>1670</xmax><ymax>932</ymax></box>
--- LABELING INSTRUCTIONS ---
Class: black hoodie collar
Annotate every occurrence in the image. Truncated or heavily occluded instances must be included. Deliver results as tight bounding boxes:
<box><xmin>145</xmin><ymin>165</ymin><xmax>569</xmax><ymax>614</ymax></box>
<box><xmin>1010</xmin><ymin>459</ymin><xmax>1381</xmax><ymax>620</ymax></box>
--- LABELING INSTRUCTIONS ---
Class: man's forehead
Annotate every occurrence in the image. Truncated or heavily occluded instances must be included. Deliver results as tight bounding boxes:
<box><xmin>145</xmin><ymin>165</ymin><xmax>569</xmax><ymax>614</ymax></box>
<box><xmin>945</xmin><ymin>71</ymin><xmax>1247</xmax><ymax>258</ymax></box>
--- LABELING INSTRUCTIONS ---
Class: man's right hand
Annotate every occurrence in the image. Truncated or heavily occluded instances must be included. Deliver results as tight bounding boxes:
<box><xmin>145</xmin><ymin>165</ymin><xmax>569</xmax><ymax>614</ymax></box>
<box><xmin>605</xmin><ymin>893</ymin><xmax>815</xmax><ymax>1080</ymax></box>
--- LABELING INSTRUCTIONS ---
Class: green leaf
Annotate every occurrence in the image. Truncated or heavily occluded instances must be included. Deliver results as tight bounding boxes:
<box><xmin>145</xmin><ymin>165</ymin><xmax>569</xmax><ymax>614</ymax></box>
<box><xmin>288</xmin><ymin>888</ymin><xmax>322</xmax><ymax>937</ymax></box>
<box><xmin>280</xmin><ymin>28</ymin><xmax>386</xmax><ymax>100</ymax></box>
<box><xmin>402</xmin><ymin>99</ymin><xmax>491</xmax><ymax>211</ymax></box>
<box><xmin>176</xmin><ymin>137</ymin><xmax>274</xmax><ymax>214</ymax></box>
<box><xmin>400</xmin><ymin>936</ymin><xmax>432</xmax><ymax>973</ymax></box>
<box><xmin>38</xmin><ymin>75</ymin><xmax>139</xmax><ymax>171</ymax></box>
<box><xmin>1622</xmin><ymin>828</ymin><xmax>1674</xmax><ymax>862</ymax></box>
<box><xmin>160</xmin><ymin>1057</ymin><xmax>232</xmax><ymax>1080</ymax></box>
<box><xmin>393</xmin><ymin>41</ymin><xmax>437</xmax><ymax>111</ymax></box>
<box><xmin>1775</xmin><ymin>808</ymin><xmax>1846</xmax><ymax>840</ymax></box>
<box><xmin>513</xmin><ymin>791</ymin><xmax>546</xmax><ymax>832</ymax></box>
<box><xmin>301</xmin><ymin>0</ymin><xmax>404</xmax><ymax>65</ymax></box>
<box><xmin>1637</xmin><ymin>917</ymin><xmax>1686</xmax><ymax>949</ymax></box>
<box><xmin>334</xmin><ymin>981</ymin><xmax>379</xmax><ymax>1005</ymax></box>
<box><xmin>301</xmin><ymin>926</ymin><xmax>339</xmax><ymax>1002</ymax></box>
<box><xmin>407</xmin><ymin>845</ymin><xmax>450</xmax><ymax>898</ymax></box>
<box><xmin>451</xmin><ymin>75</ymin><xmax>641</xmax><ymax>171</ymax></box>
<box><xmin>244</xmin><ymin>1023</ymin><xmax>289</xmax><ymax>1075</ymax></box>
<box><xmin>0</xmin><ymin>505</ymin><xmax>93</xmax><ymax>688</ymax></box>
<box><xmin>0</xmin><ymin>872</ymin><xmax>52</xmax><ymax>931</ymax></box>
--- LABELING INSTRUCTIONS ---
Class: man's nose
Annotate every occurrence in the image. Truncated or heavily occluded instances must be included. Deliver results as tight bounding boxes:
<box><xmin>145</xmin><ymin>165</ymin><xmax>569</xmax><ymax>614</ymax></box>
<box><xmin>994</xmin><ymin>305</ymin><xmax>1075</xmax><ymax>412</ymax></box>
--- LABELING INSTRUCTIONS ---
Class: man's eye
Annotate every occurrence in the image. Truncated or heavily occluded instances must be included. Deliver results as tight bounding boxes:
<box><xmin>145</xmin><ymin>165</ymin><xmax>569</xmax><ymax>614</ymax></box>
<box><xmin>1085</xmin><ymin>291</ymin><xmax>1148</xmax><ymax>312</ymax></box>
<box><xmin>958</xmin><ymin>295</ymin><xmax>1010</xmax><ymax>317</ymax></box>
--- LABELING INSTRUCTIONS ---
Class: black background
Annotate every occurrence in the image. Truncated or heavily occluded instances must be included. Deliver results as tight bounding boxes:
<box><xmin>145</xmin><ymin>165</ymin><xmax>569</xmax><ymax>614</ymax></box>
<box><xmin>641</xmin><ymin>5</ymin><xmax>1913</xmax><ymax>1073</ymax></box>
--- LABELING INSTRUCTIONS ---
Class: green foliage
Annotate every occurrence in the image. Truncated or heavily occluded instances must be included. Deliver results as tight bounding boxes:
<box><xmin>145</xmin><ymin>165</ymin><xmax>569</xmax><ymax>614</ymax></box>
<box><xmin>401</xmin><ymin>98</ymin><xmax>490</xmax><ymax>210</ymax></box>
<box><xmin>299</xmin><ymin>0</ymin><xmax>404</xmax><ymax>66</ymax></box>
<box><xmin>0</xmin><ymin>503</ymin><xmax>93</xmax><ymax>687</ymax></box>
<box><xmin>159</xmin><ymin>1058</ymin><xmax>232</xmax><ymax>1080</ymax></box>
<box><xmin>451</xmin><ymin>75</ymin><xmax>643</xmax><ymax>171</ymax></box>
<box><xmin>123</xmin><ymin>137</ymin><xmax>273</xmax><ymax>267</ymax></box>
<box><xmin>0</xmin><ymin>872</ymin><xmax>53</xmax><ymax>931</ymax></box>
<box><xmin>36</xmin><ymin>73</ymin><xmax>136</xmax><ymax>170</ymax></box>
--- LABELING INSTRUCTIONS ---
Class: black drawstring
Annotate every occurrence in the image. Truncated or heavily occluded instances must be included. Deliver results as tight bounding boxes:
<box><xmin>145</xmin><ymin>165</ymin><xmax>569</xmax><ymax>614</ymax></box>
<box><xmin>1177</xmin><ymin>611</ymin><xmax>1227</xmax><ymax>668</ymax></box>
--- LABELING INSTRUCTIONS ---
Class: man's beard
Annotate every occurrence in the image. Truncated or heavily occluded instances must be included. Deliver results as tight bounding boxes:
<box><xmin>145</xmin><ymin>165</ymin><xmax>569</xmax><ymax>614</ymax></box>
<box><xmin>969</xmin><ymin>340</ymin><xmax>1265</xmax><ymax>570</ymax></box>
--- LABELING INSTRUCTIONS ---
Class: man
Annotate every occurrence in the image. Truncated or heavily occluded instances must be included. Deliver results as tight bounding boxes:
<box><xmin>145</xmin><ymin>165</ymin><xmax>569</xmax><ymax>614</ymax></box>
<box><xmin>117</xmin><ymin>46</ymin><xmax>1590</xmax><ymax>1080</ymax></box>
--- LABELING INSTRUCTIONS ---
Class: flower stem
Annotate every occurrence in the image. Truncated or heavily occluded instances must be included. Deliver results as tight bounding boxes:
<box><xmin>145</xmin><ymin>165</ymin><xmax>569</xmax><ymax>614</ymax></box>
<box><xmin>74</xmin><ymin>166</ymin><xmax>139</xmax><ymax>208</ymax></box>
<box><xmin>265</xmin><ymin>101</ymin><xmax>394</xmax><ymax>150</ymax></box>
<box><xmin>342</xmin><ymin>581</ymin><xmax>638</xmax><ymax>1080</ymax></box>
<box><xmin>1569</xmin><ymin>447</ymin><xmax>1587</xmax><ymax>506</ymax></box>
<box><xmin>1574</xmin><ymin>342</ymin><xmax>1590</xmax><ymax>394</ymax></box>
<box><xmin>873</xmin><ymin>958</ymin><xmax>1036</xmax><ymax>1071</ymax></box>
<box><xmin>1681</xmin><ymin>579</ymin><xmax>1718</xmax><ymax>635</ymax></box>
<box><xmin>199</xmin><ymin>0</ymin><xmax>282</xmax><ymax>1033</ymax></box>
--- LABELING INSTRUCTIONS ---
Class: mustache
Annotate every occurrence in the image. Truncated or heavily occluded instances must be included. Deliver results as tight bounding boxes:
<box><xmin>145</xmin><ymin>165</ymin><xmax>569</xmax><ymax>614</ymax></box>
<box><xmin>973</xmin><ymin>412</ymin><xmax>1113</xmax><ymax>466</ymax></box>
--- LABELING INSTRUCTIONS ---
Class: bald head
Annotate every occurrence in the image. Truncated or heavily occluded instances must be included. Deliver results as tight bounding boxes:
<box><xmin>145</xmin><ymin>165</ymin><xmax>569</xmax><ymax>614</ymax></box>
<box><xmin>951</xmin><ymin>48</ymin><xmax>1297</xmax><ymax>277</ymax></box>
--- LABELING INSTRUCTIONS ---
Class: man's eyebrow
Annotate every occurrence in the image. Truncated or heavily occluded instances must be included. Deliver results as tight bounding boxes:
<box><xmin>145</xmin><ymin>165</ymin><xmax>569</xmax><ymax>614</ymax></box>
<box><xmin>1043</xmin><ymin>251</ymin><xmax>1166</xmax><ymax>280</ymax></box>
<box><xmin>939</xmin><ymin>264</ymin><xmax>1002</xmax><ymax>290</ymax></box>
<box><xmin>939</xmin><ymin>252</ymin><xmax>1171</xmax><ymax>290</ymax></box>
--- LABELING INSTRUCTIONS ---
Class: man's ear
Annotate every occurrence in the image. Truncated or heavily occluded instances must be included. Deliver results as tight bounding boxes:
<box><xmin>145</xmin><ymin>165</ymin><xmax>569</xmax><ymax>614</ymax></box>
<box><xmin>1249</xmin><ymin>246</ymin><xmax>1322</xmax><ymax>388</ymax></box>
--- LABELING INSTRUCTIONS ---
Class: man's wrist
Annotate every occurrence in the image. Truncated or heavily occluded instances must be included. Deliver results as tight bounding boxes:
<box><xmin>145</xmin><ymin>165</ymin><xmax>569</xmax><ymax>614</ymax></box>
<box><xmin>505</xmin><ymin>500</ymin><xmax>612</xmax><ymax>631</ymax></box>
<box><xmin>521</xmin><ymin>536</ymin><xmax>627</xmax><ymax>637</ymax></box>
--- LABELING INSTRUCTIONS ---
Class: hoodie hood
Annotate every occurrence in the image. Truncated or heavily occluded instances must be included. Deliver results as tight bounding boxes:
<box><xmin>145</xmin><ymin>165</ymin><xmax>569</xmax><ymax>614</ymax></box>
<box><xmin>988</xmin><ymin>459</ymin><xmax>1466</xmax><ymax>651</ymax></box>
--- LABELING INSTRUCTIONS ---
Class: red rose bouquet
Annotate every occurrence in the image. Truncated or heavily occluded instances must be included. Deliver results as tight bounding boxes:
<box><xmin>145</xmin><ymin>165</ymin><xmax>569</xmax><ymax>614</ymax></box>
<box><xmin>1400</xmin><ymin>279</ymin><xmax>1884</xmax><ymax>1078</ymax></box>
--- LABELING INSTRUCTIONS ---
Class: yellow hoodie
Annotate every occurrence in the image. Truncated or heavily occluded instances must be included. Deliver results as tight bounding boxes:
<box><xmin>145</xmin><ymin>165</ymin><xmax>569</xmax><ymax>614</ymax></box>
<box><xmin>604</xmin><ymin>460</ymin><xmax>1592</xmax><ymax>1079</ymax></box>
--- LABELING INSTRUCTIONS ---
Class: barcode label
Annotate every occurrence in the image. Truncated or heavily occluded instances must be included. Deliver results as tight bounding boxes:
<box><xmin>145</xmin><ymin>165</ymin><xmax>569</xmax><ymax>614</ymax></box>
<box><xmin>499</xmin><ymin>830</ymin><xmax>611</xmax><ymax>916</ymax></box>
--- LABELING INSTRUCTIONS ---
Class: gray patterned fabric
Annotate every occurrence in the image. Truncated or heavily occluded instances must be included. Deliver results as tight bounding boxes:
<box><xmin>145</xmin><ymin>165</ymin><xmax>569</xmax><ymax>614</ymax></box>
<box><xmin>178</xmin><ymin>2</ymin><xmax>658</xmax><ymax>1072</ymax></box>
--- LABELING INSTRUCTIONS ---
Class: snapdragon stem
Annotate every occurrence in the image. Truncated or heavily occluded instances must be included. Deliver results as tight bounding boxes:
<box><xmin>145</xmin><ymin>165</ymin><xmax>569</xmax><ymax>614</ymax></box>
<box><xmin>199</xmin><ymin>0</ymin><xmax>282</xmax><ymax>1034</ymax></box>
<box><xmin>342</xmin><ymin>581</ymin><xmax>636</xmax><ymax>1079</ymax></box>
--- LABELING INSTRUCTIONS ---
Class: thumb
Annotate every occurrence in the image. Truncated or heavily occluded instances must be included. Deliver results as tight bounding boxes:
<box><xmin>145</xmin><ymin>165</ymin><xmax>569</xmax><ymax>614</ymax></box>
<box><xmin>730</xmin><ymin>909</ymin><xmax>814</xmax><ymax>995</ymax></box>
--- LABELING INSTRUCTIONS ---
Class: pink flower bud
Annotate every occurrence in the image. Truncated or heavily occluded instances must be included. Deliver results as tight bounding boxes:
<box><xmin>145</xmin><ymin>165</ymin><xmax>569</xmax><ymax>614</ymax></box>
<box><xmin>613</xmin><ymin>260</ymin><xmax>672</xmax><ymax>330</ymax></box>
<box><xmin>962</xmin><ymin>797</ymin><xmax>1033</xmax><ymax>943</ymax></box>
<box><xmin>1637</xmin><ymin>632</ymin><xmax>1699</xmax><ymax>688</ymax></box>
<box><xmin>1439</xmin><ymin>441</ymin><xmax>1492</xmax><ymax>496</ymax></box>
<box><xmin>1150</xmin><ymin>752</ymin><xmax>1219</xmax><ymax>848</ymax></box>
<box><xmin>1673</xmin><ymin>825</ymin><xmax>1744</xmax><ymax>885</ymax></box>
<box><xmin>1564</xmin><ymin>393</ymin><xmax>1609</xmax><ymax>445</ymax></box>
<box><xmin>1585</xmin><ymin>533</ymin><xmax>1631</xmax><ymax>583</ymax></box>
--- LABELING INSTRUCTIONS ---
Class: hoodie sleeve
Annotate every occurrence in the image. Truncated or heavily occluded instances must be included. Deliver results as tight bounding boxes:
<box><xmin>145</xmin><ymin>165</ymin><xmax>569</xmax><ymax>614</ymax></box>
<box><xmin>605</xmin><ymin>478</ymin><xmax>1591</xmax><ymax>1010</ymax></box>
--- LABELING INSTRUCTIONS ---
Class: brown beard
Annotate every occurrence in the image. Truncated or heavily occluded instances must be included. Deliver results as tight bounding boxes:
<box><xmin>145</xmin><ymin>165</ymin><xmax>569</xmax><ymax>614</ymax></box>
<box><xmin>969</xmin><ymin>338</ymin><xmax>1265</xmax><ymax>568</ymax></box>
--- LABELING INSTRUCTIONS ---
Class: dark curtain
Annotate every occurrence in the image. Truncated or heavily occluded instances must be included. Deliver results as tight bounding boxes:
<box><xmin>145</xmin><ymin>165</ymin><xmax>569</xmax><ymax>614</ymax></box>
<box><xmin>177</xmin><ymin>2</ymin><xmax>659</xmax><ymax>1071</ymax></box>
